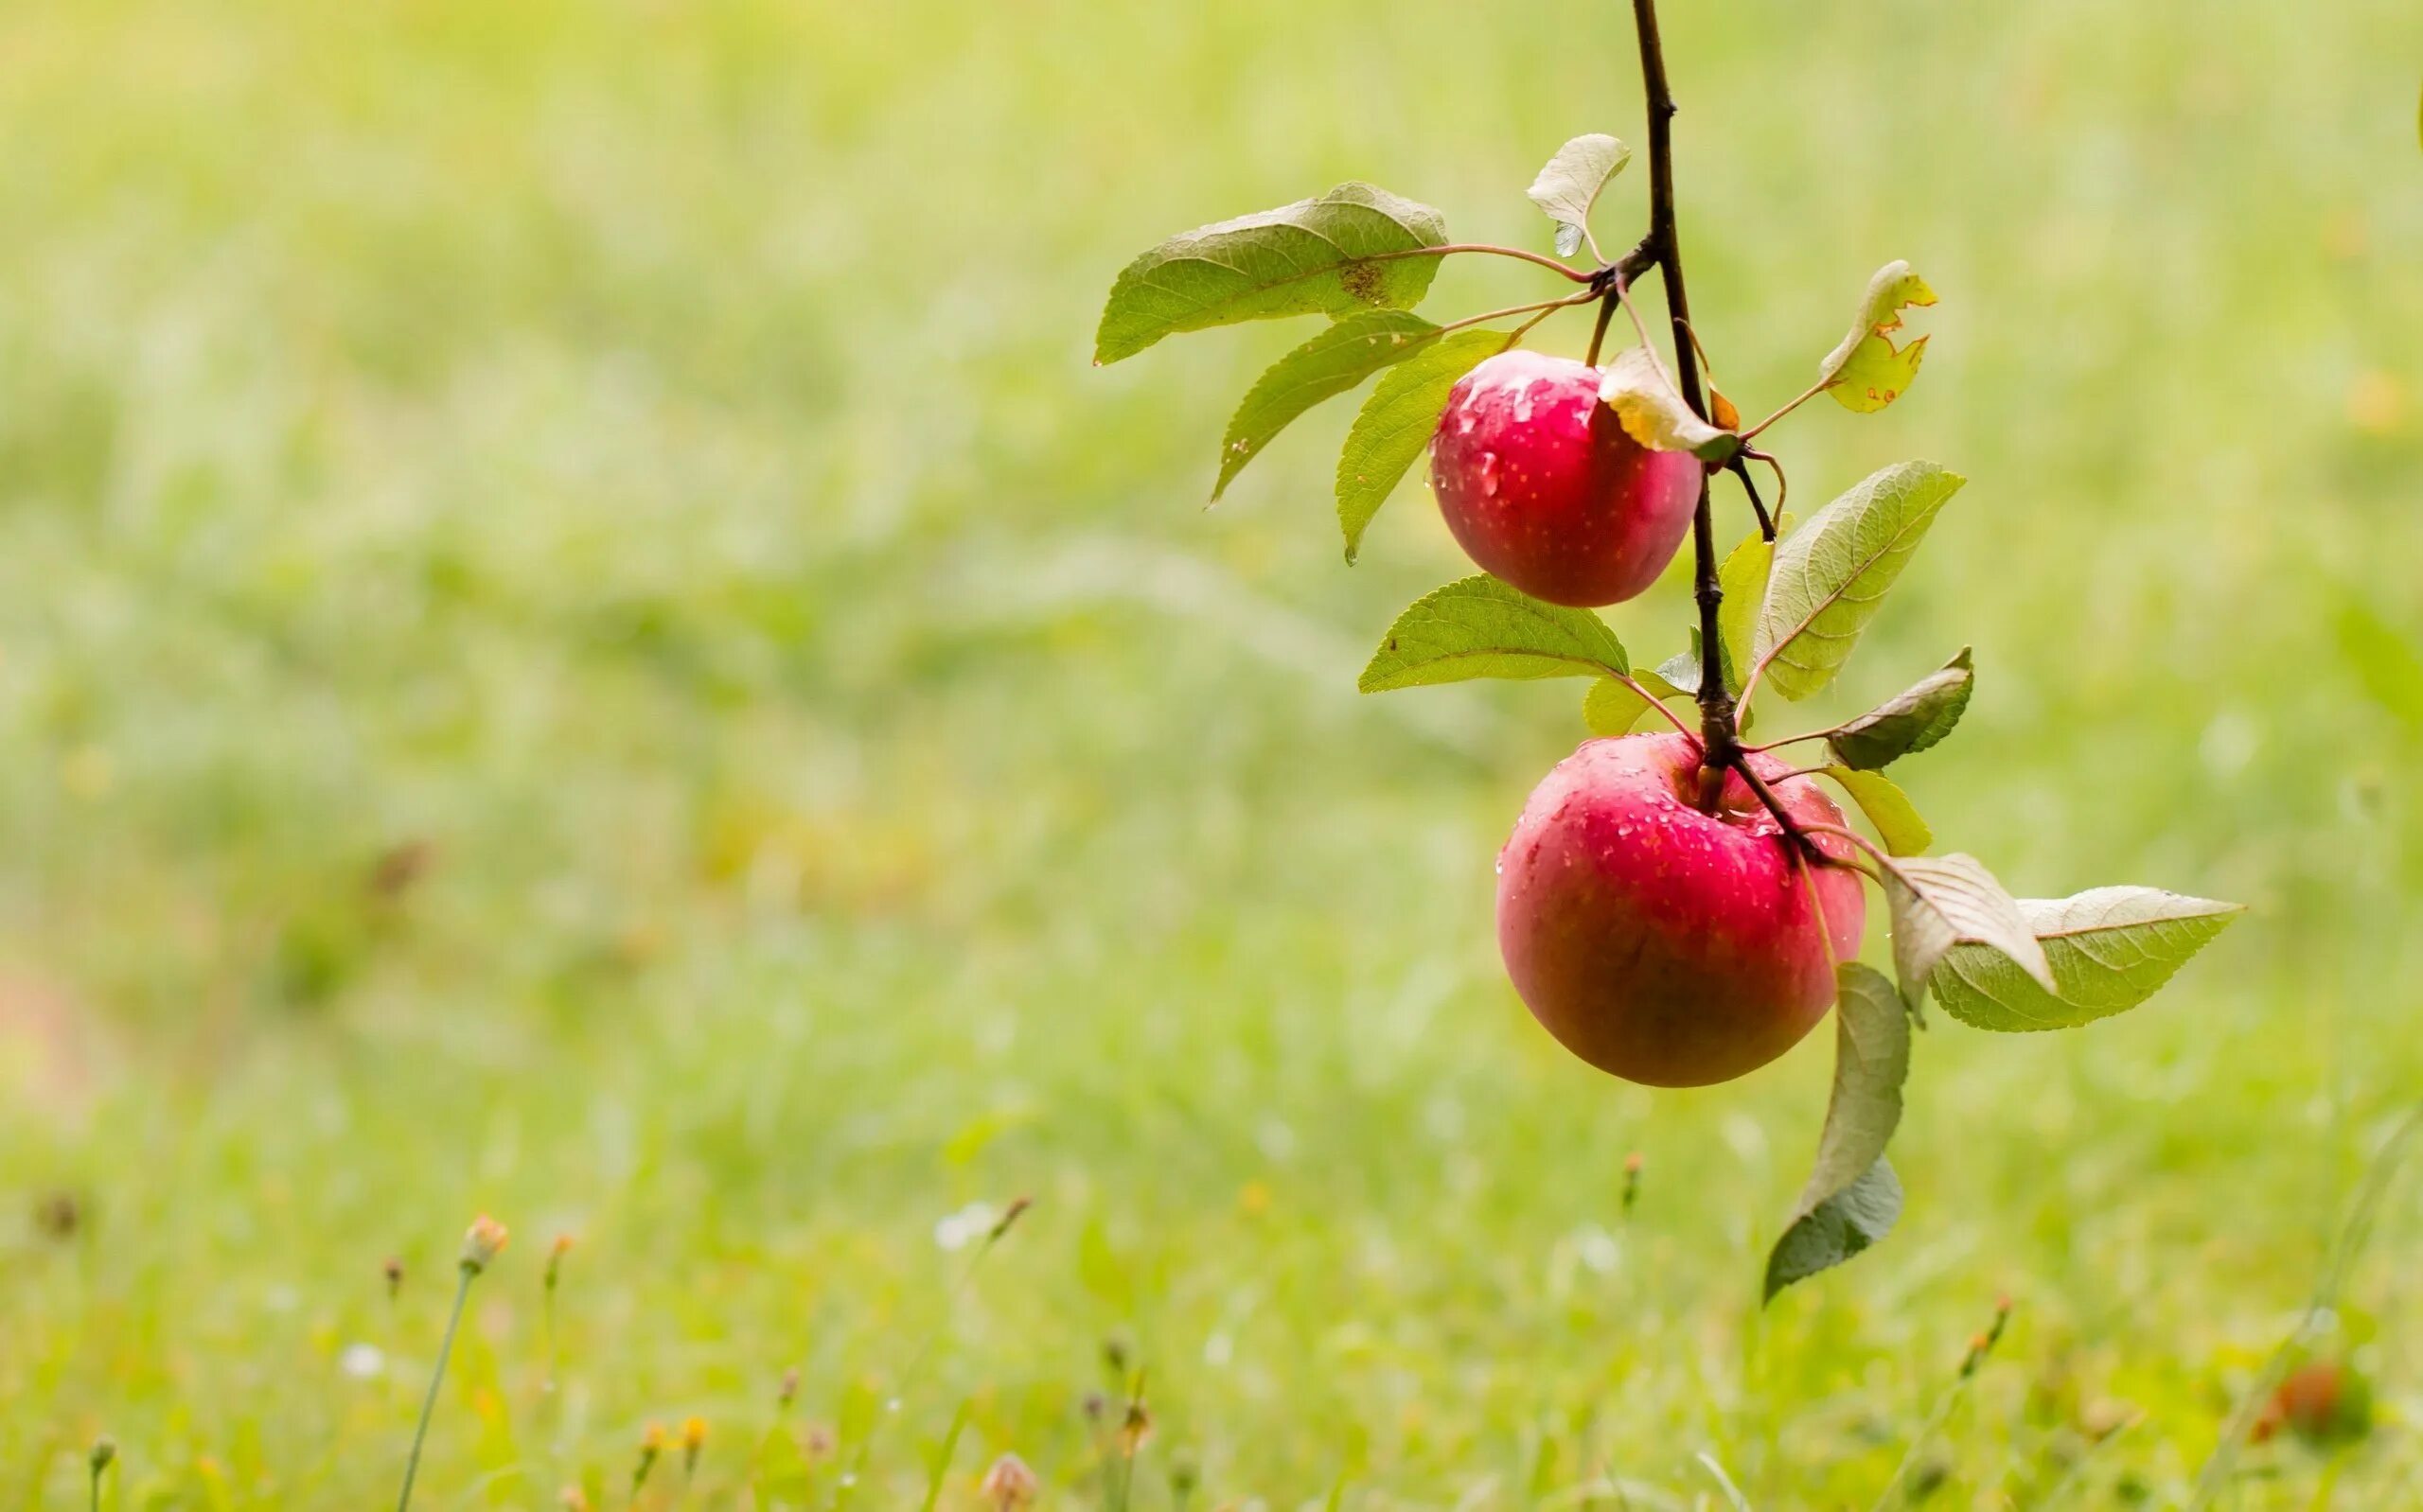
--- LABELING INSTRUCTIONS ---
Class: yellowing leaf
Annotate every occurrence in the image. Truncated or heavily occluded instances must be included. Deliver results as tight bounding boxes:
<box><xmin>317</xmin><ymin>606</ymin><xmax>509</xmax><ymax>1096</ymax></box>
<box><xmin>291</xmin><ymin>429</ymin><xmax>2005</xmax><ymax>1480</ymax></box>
<box><xmin>1818</xmin><ymin>260</ymin><xmax>1937</xmax><ymax>413</ymax></box>
<box><xmin>1598</xmin><ymin>345</ymin><xmax>1740</xmax><ymax>463</ymax></box>
<box><xmin>1819</xmin><ymin>767</ymin><xmax>1931</xmax><ymax>856</ymax></box>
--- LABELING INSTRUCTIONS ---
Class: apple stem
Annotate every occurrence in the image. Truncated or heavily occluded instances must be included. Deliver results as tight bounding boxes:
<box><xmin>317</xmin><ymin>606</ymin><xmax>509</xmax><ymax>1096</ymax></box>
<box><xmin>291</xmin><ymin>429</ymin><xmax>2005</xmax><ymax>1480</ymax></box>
<box><xmin>1625</xmin><ymin>0</ymin><xmax>1736</xmax><ymax>795</ymax></box>
<box><xmin>1624</xmin><ymin>0</ymin><xmax>1818</xmax><ymax>856</ymax></box>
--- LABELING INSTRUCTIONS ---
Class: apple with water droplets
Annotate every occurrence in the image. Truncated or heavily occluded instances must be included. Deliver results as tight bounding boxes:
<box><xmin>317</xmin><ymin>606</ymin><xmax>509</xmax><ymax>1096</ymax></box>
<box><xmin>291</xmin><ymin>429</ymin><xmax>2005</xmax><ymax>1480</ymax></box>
<box><xmin>1496</xmin><ymin>732</ymin><xmax>1866</xmax><ymax>1087</ymax></box>
<box><xmin>1429</xmin><ymin>350</ymin><xmax>1702</xmax><ymax>607</ymax></box>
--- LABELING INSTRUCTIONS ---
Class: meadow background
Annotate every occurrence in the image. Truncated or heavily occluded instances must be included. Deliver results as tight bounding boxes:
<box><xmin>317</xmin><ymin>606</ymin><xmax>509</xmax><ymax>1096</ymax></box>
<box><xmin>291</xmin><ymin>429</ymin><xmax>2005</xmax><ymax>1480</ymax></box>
<box><xmin>4</xmin><ymin>0</ymin><xmax>2421</xmax><ymax>1505</ymax></box>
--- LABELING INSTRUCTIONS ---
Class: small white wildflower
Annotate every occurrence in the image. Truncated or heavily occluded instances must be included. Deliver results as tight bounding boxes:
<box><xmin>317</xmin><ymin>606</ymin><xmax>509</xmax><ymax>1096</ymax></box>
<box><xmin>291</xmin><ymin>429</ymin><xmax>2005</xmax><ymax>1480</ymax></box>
<box><xmin>932</xmin><ymin>1202</ymin><xmax>998</xmax><ymax>1252</ymax></box>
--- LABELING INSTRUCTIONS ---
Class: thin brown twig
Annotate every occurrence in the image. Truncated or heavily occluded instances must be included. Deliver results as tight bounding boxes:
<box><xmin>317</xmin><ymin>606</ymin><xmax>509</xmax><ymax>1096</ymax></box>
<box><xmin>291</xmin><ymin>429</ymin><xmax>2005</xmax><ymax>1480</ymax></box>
<box><xmin>1359</xmin><ymin>242</ymin><xmax>1595</xmax><ymax>282</ymax></box>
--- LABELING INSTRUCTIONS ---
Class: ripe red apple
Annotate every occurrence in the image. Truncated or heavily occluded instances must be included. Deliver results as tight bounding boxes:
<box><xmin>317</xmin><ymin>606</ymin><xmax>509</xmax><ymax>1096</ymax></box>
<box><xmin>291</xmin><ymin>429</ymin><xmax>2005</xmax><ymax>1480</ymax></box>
<box><xmin>1496</xmin><ymin>732</ymin><xmax>1866</xmax><ymax>1087</ymax></box>
<box><xmin>1428</xmin><ymin>350</ymin><xmax>1702</xmax><ymax>607</ymax></box>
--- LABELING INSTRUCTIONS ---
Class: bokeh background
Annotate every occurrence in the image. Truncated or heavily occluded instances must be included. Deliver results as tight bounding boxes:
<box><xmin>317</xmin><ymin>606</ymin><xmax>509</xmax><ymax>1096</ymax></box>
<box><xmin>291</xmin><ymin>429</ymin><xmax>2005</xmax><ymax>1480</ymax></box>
<box><xmin>4</xmin><ymin>0</ymin><xmax>2420</xmax><ymax>1505</ymax></box>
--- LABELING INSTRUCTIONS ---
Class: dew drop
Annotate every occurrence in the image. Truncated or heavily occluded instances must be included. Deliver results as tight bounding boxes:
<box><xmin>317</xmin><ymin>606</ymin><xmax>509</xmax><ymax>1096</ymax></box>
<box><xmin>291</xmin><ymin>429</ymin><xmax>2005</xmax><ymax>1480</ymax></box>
<box><xmin>1477</xmin><ymin>452</ymin><xmax>1500</xmax><ymax>498</ymax></box>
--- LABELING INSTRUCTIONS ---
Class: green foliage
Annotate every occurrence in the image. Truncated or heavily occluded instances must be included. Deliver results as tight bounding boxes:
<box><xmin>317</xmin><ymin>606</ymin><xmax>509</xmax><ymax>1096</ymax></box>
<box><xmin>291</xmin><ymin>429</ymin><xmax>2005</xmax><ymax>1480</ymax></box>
<box><xmin>1359</xmin><ymin>575</ymin><xmax>1626</xmax><ymax>693</ymax></box>
<box><xmin>1525</xmin><ymin>133</ymin><xmax>1630</xmax><ymax>257</ymax></box>
<box><xmin>1766</xmin><ymin>964</ymin><xmax>1910</xmax><ymax>1299</ymax></box>
<box><xmin>1335</xmin><ymin>328</ymin><xmax>1511</xmax><ymax>560</ymax></box>
<box><xmin>1827</xmin><ymin>648</ymin><xmax>1974</xmax><ymax>769</ymax></box>
<box><xmin>1094</xmin><ymin>183</ymin><xmax>1448</xmax><ymax>364</ymax></box>
<box><xmin>1753</xmin><ymin>462</ymin><xmax>1965</xmax><ymax>701</ymax></box>
<box><xmin>1819</xmin><ymin>766</ymin><xmax>1931</xmax><ymax>856</ymax></box>
<box><xmin>1715</xmin><ymin>528</ymin><xmax>1776</xmax><ymax>682</ymax></box>
<box><xmin>1583</xmin><ymin>670</ymin><xmax>1682</xmax><ymax>736</ymax></box>
<box><xmin>1933</xmin><ymin>888</ymin><xmax>2243</xmax><ymax>1031</ymax></box>
<box><xmin>1883</xmin><ymin>853</ymin><xmax>2055</xmax><ymax>1007</ymax></box>
<box><xmin>1818</xmin><ymin>260</ymin><xmax>1937</xmax><ymax>413</ymax></box>
<box><xmin>1597</xmin><ymin>346</ymin><xmax>1742</xmax><ymax>463</ymax></box>
<box><xmin>1213</xmin><ymin>311</ymin><xmax>1438</xmax><ymax>499</ymax></box>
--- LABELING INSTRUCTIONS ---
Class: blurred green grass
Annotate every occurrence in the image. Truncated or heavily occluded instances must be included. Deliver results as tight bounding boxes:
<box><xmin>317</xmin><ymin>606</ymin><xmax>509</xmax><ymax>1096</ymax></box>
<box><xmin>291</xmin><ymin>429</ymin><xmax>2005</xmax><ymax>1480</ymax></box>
<box><xmin>3</xmin><ymin>0</ymin><xmax>2421</xmax><ymax>1504</ymax></box>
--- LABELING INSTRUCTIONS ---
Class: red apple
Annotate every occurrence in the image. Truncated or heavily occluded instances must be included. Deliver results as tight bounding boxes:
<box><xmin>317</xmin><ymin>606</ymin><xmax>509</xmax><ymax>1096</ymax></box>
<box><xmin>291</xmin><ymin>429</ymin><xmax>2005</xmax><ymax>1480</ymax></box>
<box><xmin>1428</xmin><ymin>350</ymin><xmax>1702</xmax><ymax>607</ymax></box>
<box><xmin>1496</xmin><ymin>732</ymin><xmax>1866</xmax><ymax>1087</ymax></box>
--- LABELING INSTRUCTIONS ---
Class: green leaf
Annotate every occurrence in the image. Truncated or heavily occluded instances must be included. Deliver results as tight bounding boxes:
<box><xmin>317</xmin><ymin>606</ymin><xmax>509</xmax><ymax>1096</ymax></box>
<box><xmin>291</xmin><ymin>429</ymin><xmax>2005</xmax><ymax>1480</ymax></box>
<box><xmin>1583</xmin><ymin>669</ymin><xmax>1681</xmax><ymax>735</ymax></box>
<box><xmin>1883</xmin><ymin>853</ymin><xmax>2055</xmax><ymax>1006</ymax></box>
<box><xmin>1656</xmin><ymin>636</ymin><xmax>1702</xmax><ymax>696</ymax></box>
<box><xmin>1766</xmin><ymin>1160</ymin><xmax>1902</xmax><ymax>1302</ymax></box>
<box><xmin>1213</xmin><ymin>311</ymin><xmax>1438</xmax><ymax>500</ymax></box>
<box><xmin>916</xmin><ymin>1401</ymin><xmax>972</xmax><ymax>1512</ymax></box>
<box><xmin>1597</xmin><ymin>346</ymin><xmax>1741</xmax><ymax>463</ymax></box>
<box><xmin>1095</xmin><ymin>183</ymin><xmax>1449</xmax><ymax>364</ymax></box>
<box><xmin>1766</xmin><ymin>963</ymin><xmax>1910</xmax><ymax>1301</ymax></box>
<box><xmin>1820</xmin><ymin>767</ymin><xmax>1931</xmax><ymax>856</ymax></box>
<box><xmin>1335</xmin><ymin>328</ymin><xmax>1512</xmax><ymax>561</ymax></box>
<box><xmin>1818</xmin><ymin>260</ymin><xmax>1937</xmax><ymax>413</ymax></box>
<box><xmin>1716</xmin><ymin>528</ymin><xmax>1775</xmax><ymax>680</ymax></box>
<box><xmin>1526</xmin><ymin>132</ymin><xmax>1631</xmax><ymax>257</ymax></box>
<box><xmin>1932</xmin><ymin>887</ymin><xmax>2243</xmax><ymax>1032</ymax></box>
<box><xmin>1752</xmin><ymin>461</ymin><xmax>1965</xmax><ymax>702</ymax></box>
<box><xmin>1827</xmin><ymin>648</ymin><xmax>1974</xmax><ymax>768</ymax></box>
<box><xmin>1359</xmin><ymin>575</ymin><xmax>1627</xmax><ymax>694</ymax></box>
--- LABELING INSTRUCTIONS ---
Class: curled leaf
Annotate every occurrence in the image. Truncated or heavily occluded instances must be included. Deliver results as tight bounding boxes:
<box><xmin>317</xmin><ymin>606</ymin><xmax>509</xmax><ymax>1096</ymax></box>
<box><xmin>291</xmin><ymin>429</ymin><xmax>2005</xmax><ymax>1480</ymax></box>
<box><xmin>1828</xmin><ymin>648</ymin><xmax>1975</xmax><ymax>768</ymax></box>
<box><xmin>1883</xmin><ymin>852</ymin><xmax>2055</xmax><ymax>1006</ymax></box>
<box><xmin>1526</xmin><ymin>133</ymin><xmax>1631</xmax><ymax>257</ymax></box>
<box><xmin>1933</xmin><ymin>888</ymin><xmax>2243</xmax><ymax>1031</ymax></box>
<box><xmin>1766</xmin><ymin>963</ymin><xmax>1910</xmax><ymax>1301</ymax></box>
<box><xmin>1818</xmin><ymin>260</ymin><xmax>1937</xmax><ymax>413</ymax></box>
<box><xmin>1598</xmin><ymin>346</ymin><xmax>1741</xmax><ymax>464</ymax></box>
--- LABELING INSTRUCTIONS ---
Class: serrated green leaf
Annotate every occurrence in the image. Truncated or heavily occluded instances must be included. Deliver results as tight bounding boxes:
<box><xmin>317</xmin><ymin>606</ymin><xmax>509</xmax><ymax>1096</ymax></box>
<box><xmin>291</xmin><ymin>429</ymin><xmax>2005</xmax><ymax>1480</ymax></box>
<box><xmin>1095</xmin><ymin>183</ymin><xmax>1448</xmax><ymax>364</ymax></box>
<box><xmin>1213</xmin><ymin>311</ymin><xmax>1438</xmax><ymax>500</ymax></box>
<box><xmin>1656</xmin><ymin>635</ymin><xmax>1702</xmax><ymax>697</ymax></box>
<box><xmin>1884</xmin><ymin>853</ymin><xmax>2054</xmax><ymax>1006</ymax></box>
<box><xmin>1335</xmin><ymin>327</ymin><xmax>1512</xmax><ymax>561</ymax></box>
<box><xmin>1753</xmin><ymin>462</ymin><xmax>1965</xmax><ymax>702</ymax></box>
<box><xmin>1766</xmin><ymin>1158</ymin><xmax>1902</xmax><ymax>1301</ymax></box>
<box><xmin>1820</xmin><ymin>767</ymin><xmax>1931</xmax><ymax>856</ymax></box>
<box><xmin>1828</xmin><ymin>648</ymin><xmax>1974</xmax><ymax>768</ymax></box>
<box><xmin>1583</xmin><ymin>670</ymin><xmax>1682</xmax><ymax>735</ymax></box>
<box><xmin>1819</xmin><ymin>260</ymin><xmax>1937</xmax><ymax>413</ymax></box>
<box><xmin>1765</xmin><ymin>963</ymin><xmax>1909</xmax><ymax>1301</ymax></box>
<box><xmin>1933</xmin><ymin>888</ymin><xmax>2243</xmax><ymax>1031</ymax></box>
<box><xmin>1598</xmin><ymin>346</ymin><xmax>1741</xmax><ymax>464</ymax></box>
<box><xmin>1359</xmin><ymin>575</ymin><xmax>1626</xmax><ymax>693</ymax></box>
<box><xmin>1526</xmin><ymin>133</ymin><xmax>1630</xmax><ymax>257</ymax></box>
<box><xmin>1716</xmin><ymin>528</ymin><xmax>1774</xmax><ymax>680</ymax></box>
